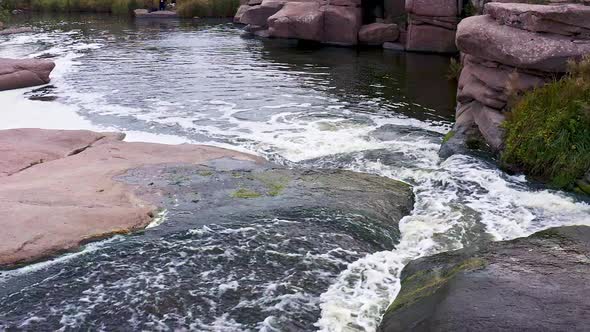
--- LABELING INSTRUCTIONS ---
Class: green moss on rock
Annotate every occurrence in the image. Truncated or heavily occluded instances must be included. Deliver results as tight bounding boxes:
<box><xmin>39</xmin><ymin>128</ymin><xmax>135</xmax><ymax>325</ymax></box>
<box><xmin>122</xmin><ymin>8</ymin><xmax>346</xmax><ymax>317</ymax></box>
<box><xmin>442</xmin><ymin>130</ymin><xmax>455</xmax><ymax>143</ymax></box>
<box><xmin>231</xmin><ymin>188</ymin><xmax>261</xmax><ymax>199</ymax></box>
<box><xmin>385</xmin><ymin>258</ymin><xmax>486</xmax><ymax>314</ymax></box>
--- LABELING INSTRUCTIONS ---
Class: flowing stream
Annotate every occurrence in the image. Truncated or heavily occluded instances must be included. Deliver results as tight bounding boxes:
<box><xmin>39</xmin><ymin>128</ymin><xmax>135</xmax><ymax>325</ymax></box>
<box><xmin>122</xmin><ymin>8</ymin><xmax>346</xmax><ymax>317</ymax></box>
<box><xmin>1</xmin><ymin>14</ymin><xmax>589</xmax><ymax>331</ymax></box>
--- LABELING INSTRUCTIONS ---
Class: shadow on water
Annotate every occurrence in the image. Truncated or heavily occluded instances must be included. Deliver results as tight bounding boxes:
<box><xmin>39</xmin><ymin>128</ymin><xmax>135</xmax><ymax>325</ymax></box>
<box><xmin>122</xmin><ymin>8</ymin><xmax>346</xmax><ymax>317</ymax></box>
<box><xmin>254</xmin><ymin>39</ymin><xmax>457</xmax><ymax>120</ymax></box>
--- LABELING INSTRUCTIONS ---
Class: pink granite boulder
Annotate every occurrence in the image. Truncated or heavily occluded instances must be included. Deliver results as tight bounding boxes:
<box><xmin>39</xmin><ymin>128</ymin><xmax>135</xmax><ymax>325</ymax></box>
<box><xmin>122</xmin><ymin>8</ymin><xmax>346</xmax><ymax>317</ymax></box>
<box><xmin>0</xmin><ymin>58</ymin><xmax>55</xmax><ymax>91</ymax></box>
<box><xmin>358</xmin><ymin>23</ymin><xmax>399</xmax><ymax>45</ymax></box>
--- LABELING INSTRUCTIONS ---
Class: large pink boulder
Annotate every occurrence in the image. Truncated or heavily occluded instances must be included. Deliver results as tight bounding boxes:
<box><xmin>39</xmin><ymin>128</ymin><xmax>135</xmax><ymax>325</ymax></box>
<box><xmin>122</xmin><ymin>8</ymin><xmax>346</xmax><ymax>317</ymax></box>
<box><xmin>406</xmin><ymin>24</ymin><xmax>457</xmax><ymax>53</ymax></box>
<box><xmin>0</xmin><ymin>58</ymin><xmax>55</xmax><ymax>91</ymax></box>
<box><xmin>234</xmin><ymin>5</ymin><xmax>250</xmax><ymax>22</ymax></box>
<box><xmin>456</xmin><ymin>15</ymin><xmax>590</xmax><ymax>72</ymax></box>
<box><xmin>358</xmin><ymin>23</ymin><xmax>399</xmax><ymax>45</ymax></box>
<box><xmin>323</xmin><ymin>5</ymin><xmax>362</xmax><ymax>45</ymax></box>
<box><xmin>240</xmin><ymin>1</ymin><xmax>285</xmax><ymax>27</ymax></box>
<box><xmin>268</xmin><ymin>1</ymin><xmax>324</xmax><ymax>41</ymax></box>
<box><xmin>405</xmin><ymin>0</ymin><xmax>459</xmax><ymax>17</ymax></box>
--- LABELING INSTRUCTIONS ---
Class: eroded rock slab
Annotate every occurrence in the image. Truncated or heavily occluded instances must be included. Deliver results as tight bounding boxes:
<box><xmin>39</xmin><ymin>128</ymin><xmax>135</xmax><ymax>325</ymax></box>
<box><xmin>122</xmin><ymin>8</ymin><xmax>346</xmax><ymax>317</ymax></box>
<box><xmin>379</xmin><ymin>226</ymin><xmax>590</xmax><ymax>331</ymax></box>
<box><xmin>457</xmin><ymin>15</ymin><xmax>590</xmax><ymax>73</ymax></box>
<box><xmin>485</xmin><ymin>2</ymin><xmax>590</xmax><ymax>37</ymax></box>
<box><xmin>0</xmin><ymin>58</ymin><xmax>55</xmax><ymax>91</ymax></box>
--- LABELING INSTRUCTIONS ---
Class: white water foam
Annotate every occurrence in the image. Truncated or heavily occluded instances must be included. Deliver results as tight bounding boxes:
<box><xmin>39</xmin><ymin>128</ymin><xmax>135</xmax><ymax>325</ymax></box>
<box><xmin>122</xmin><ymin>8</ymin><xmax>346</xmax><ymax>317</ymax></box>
<box><xmin>316</xmin><ymin>153</ymin><xmax>590</xmax><ymax>332</ymax></box>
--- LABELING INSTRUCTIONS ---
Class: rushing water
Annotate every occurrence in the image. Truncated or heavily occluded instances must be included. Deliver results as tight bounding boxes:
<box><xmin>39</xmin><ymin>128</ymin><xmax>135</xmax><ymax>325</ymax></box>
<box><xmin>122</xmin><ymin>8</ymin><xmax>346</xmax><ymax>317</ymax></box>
<box><xmin>1</xmin><ymin>14</ymin><xmax>589</xmax><ymax>331</ymax></box>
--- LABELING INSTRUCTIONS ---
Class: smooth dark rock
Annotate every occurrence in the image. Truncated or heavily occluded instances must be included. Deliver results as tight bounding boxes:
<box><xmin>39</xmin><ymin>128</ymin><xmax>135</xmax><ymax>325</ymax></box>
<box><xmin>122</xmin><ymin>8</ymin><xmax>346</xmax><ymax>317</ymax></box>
<box><xmin>379</xmin><ymin>226</ymin><xmax>590</xmax><ymax>332</ymax></box>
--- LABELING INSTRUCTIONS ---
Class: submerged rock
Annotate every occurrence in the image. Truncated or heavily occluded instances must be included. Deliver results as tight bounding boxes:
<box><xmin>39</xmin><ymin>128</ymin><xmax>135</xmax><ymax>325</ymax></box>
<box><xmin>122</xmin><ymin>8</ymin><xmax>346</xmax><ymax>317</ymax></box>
<box><xmin>133</xmin><ymin>9</ymin><xmax>179</xmax><ymax>18</ymax></box>
<box><xmin>379</xmin><ymin>225</ymin><xmax>590</xmax><ymax>331</ymax></box>
<box><xmin>0</xmin><ymin>58</ymin><xmax>55</xmax><ymax>91</ymax></box>
<box><xmin>0</xmin><ymin>128</ymin><xmax>413</xmax><ymax>268</ymax></box>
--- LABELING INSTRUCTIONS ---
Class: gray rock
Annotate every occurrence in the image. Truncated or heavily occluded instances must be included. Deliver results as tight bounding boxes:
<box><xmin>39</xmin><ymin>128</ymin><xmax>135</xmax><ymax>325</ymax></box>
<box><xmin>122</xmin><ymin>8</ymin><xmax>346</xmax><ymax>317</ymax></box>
<box><xmin>379</xmin><ymin>226</ymin><xmax>590</xmax><ymax>331</ymax></box>
<box><xmin>117</xmin><ymin>159</ymin><xmax>415</xmax><ymax>250</ymax></box>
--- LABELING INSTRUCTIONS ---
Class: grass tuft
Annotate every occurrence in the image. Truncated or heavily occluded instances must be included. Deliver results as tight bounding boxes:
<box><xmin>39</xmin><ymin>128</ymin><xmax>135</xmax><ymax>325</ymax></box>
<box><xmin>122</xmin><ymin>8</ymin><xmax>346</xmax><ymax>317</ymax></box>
<box><xmin>501</xmin><ymin>55</ymin><xmax>590</xmax><ymax>190</ymax></box>
<box><xmin>446</xmin><ymin>58</ymin><xmax>462</xmax><ymax>81</ymax></box>
<box><xmin>231</xmin><ymin>188</ymin><xmax>261</xmax><ymax>199</ymax></box>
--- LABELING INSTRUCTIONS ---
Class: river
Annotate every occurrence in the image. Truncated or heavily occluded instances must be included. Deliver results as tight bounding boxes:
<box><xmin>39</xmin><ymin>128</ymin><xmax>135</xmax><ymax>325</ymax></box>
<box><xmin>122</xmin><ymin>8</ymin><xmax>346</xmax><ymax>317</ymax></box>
<box><xmin>0</xmin><ymin>14</ymin><xmax>589</xmax><ymax>332</ymax></box>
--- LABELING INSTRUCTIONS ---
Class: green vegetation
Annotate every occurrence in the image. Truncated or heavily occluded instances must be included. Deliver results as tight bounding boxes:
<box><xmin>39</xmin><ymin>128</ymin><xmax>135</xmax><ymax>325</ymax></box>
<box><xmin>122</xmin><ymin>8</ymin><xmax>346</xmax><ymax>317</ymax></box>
<box><xmin>502</xmin><ymin>56</ymin><xmax>590</xmax><ymax>190</ymax></box>
<box><xmin>5</xmin><ymin>0</ymin><xmax>156</xmax><ymax>14</ymax></box>
<box><xmin>385</xmin><ymin>257</ymin><xmax>486</xmax><ymax>314</ymax></box>
<box><xmin>231</xmin><ymin>188</ymin><xmax>262</xmax><ymax>199</ymax></box>
<box><xmin>197</xmin><ymin>170</ymin><xmax>213</xmax><ymax>176</ymax></box>
<box><xmin>442</xmin><ymin>130</ymin><xmax>455</xmax><ymax>143</ymax></box>
<box><xmin>254</xmin><ymin>173</ymin><xmax>289</xmax><ymax>197</ymax></box>
<box><xmin>176</xmin><ymin>0</ymin><xmax>239</xmax><ymax>18</ymax></box>
<box><xmin>446</xmin><ymin>58</ymin><xmax>463</xmax><ymax>81</ymax></box>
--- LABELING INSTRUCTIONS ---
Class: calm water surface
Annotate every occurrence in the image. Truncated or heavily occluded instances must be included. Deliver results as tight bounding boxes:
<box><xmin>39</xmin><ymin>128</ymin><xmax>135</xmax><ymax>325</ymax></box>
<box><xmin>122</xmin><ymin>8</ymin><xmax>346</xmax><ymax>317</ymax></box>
<box><xmin>0</xmin><ymin>14</ymin><xmax>589</xmax><ymax>332</ymax></box>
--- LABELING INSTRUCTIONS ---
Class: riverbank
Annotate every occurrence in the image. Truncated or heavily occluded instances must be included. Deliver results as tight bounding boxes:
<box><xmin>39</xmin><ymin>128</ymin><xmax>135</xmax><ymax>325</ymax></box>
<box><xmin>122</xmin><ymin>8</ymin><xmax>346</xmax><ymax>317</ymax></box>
<box><xmin>2</xmin><ymin>0</ymin><xmax>240</xmax><ymax>17</ymax></box>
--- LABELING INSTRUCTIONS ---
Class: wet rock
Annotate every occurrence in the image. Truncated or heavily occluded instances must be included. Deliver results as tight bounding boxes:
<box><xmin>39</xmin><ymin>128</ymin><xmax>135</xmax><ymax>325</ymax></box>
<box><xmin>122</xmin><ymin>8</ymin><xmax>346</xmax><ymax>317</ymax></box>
<box><xmin>379</xmin><ymin>225</ymin><xmax>590</xmax><ymax>331</ymax></box>
<box><xmin>358</xmin><ymin>23</ymin><xmax>399</xmax><ymax>45</ymax></box>
<box><xmin>485</xmin><ymin>2</ymin><xmax>590</xmax><ymax>38</ymax></box>
<box><xmin>0</xmin><ymin>27</ymin><xmax>33</xmax><ymax>35</ymax></box>
<box><xmin>25</xmin><ymin>84</ymin><xmax>59</xmax><ymax>101</ymax></box>
<box><xmin>133</xmin><ymin>9</ymin><xmax>179</xmax><ymax>18</ymax></box>
<box><xmin>0</xmin><ymin>58</ymin><xmax>55</xmax><ymax>91</ymax></box>
<box><xmin>0</xmin><ymin>128</ymin><xmax>414</xmax><ymax>268</ymax></box>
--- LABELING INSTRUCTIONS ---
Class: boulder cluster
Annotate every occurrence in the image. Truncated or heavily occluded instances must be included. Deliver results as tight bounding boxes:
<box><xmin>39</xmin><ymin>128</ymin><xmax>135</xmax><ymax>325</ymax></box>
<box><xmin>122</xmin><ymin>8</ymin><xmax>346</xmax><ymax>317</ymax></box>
<box><xmin>235</xmin><ymin>0</ymin><xmax>401</xmax><ymax>46</ymax></box>
<box><xmin>442</xmin><ymin>2</ymin><xmax>590</xmax><ymax>156</ymax></box>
